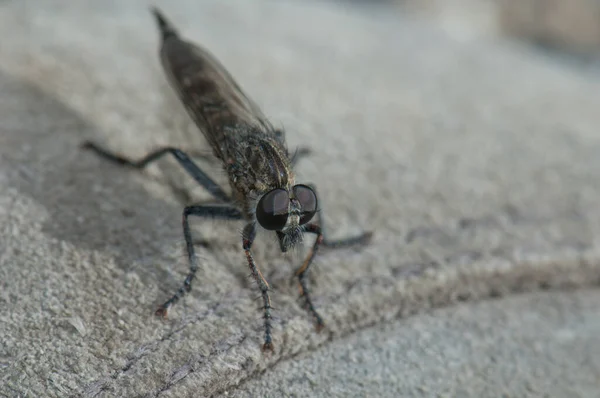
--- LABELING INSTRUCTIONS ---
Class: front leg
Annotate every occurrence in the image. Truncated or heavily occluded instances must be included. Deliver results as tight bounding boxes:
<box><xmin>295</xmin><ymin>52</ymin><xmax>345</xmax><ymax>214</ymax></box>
<box><xmin>155</xmin><ymin>205</ymin><xmax>242</xmax><ymax>316</ymax></box>
<box><xmin>294</xmin><ymin>223</ymin><xmax>326</xmax><ymax>330</ymax></box>
<box><xmin>319</xmin><ymin>213</ymin><xmax>373</xmax><ymax>249</ymax></box>
<box><xmin>242</xmin><ymin>223</ymin><xmax>275</xmax><ymax>352</ymax></box>
<box><xmin>309</xmin><ymin>184</ymin><xmax>373</xmax><ymax>248</ymax></box>
<box><xmin>294</xmin><ymin>189</ymin><xmax>372</xmax><ymax>330</ymax></box>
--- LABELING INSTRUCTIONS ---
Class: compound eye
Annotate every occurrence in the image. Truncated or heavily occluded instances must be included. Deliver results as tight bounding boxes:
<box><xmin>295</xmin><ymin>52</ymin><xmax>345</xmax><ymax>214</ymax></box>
<box><xmin>256</xmin><ymin>188</ymin><xmax>289</xmax><ymax>230</ymax></box>
<box><xmin>293</xmin><ymin>185</ymin><xmax>317</xmax><ymax>225</ymax></box>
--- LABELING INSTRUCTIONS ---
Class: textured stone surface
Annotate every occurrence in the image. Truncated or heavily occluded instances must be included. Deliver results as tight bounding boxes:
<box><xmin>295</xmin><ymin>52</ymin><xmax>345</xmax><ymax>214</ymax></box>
<box><xmin>226</xmin><ymin>289</ymin><xmax>600</xmax><ymax>397</ymax></box>
<box><xmin>2</xmin><ymin>1</ymin><xmax>600</xmax><ymax>397</ymax></box>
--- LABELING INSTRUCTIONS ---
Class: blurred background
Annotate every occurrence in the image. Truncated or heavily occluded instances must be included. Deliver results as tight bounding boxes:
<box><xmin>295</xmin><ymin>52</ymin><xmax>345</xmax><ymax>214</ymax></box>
<box><xmin>376</xmin><ymin>0</ymin><xmax>600</xmax><ymax>60</ymax></box>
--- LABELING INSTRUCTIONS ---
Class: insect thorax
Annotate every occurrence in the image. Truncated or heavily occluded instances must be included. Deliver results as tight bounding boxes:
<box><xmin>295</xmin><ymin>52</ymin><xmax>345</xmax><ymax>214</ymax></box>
<box><xmin>224</xmin><ymin>132</ymin><xmax>294</xmax><ymax>217</ymax></box>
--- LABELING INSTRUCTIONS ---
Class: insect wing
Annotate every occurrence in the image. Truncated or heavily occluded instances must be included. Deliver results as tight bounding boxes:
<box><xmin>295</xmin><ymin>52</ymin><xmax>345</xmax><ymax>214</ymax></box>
<box><xmin>159</xmin><ymin>34</ymin><xmax>272</xmax><ymax>159</ymax></box>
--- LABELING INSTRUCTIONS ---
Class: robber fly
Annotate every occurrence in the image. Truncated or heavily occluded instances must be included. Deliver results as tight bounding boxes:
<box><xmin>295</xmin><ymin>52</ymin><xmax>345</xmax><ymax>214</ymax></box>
<box><xmin>82</xmin><ymin>7</ymin><xmax>372</xmax><ymax>351</ymax></box>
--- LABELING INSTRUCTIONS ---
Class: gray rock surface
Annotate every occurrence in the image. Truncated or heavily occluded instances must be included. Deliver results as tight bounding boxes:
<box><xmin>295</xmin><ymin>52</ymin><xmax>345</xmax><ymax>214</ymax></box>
<box><xmin>1</xmin><ymin>0</ymin><xmax>600</xmax><ymax>397</ymax></box>
<box><xmin>226</xmin><ymin>289</ymin><xmax>600</xmax><ymax>398</ymax></box>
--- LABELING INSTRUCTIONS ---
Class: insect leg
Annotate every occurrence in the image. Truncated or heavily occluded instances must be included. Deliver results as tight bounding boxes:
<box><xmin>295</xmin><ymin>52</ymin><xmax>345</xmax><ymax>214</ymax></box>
<box><xmin>273</xmin><ymin>128</ymin><xmax>310</xmax><ymax>167</ymax></box>
<box><xmin>155</xmin><ymin>205</ymin><xmax>242</xmax><ymax>316</ymax></box>
<box><xmin>309</xmin><ymin>184</ymin><xmax>373</xmax><ymax>248</ymax></box>
<box><xmin>290</xmin><ymin>147</ymin><xmax>311</xmax><ymax>167</ymax></box>
<box><xmin>294</xmin><ymin>223</ymin><xmax>326</xmax><ymax>330</ymax></box>
<box><xmin>242</xmin><ymin>223</ymin><xmax>275</xmax><ymax>352</ymax></box>
<box><xmin>82</xmin><ymin>142</ymin><xmax>230</xmax><ymax>202</ymax></box>
<box><xmin>293</xmin><ymin>186</ymin><xmax>372</xmax><ymax>330</ymax></box>
<box><xmin>320</xmin><ymin>213</ymin><xmax>373</xmax><ymax>249</ymax></box>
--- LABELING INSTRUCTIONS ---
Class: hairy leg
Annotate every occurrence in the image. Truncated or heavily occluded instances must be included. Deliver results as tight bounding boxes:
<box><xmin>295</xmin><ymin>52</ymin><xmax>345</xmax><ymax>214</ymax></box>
<box><xmin>155</xmin><ymin>205</ymin><xmax>242</xmax><ymax>315</ymax></box>
<box><xmin>82</xmin><ymin>142</ymin><xmax>230</xmax><ymax>202</ymax></box>
<box><xmin>242</xmin><ymin>223</ymin><xmax>275</xmax><ymax>352</ymax></box>
<box><xmin>293</xmin><ymin>184</ymin><xmax>372</xmax><ymax>330</ymax></box>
